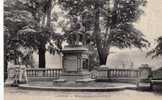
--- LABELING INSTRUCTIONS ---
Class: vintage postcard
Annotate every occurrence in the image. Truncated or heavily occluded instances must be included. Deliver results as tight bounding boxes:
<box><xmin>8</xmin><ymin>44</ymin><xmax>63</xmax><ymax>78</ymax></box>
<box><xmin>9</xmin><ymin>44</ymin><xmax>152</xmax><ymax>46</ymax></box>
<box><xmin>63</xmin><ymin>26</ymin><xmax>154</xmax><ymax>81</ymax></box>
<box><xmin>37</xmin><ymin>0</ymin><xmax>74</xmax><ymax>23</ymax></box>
<box><xmin>3</xmin><ymin>0</ymin><xmax>162</xmax><ymax>100</ymax></box>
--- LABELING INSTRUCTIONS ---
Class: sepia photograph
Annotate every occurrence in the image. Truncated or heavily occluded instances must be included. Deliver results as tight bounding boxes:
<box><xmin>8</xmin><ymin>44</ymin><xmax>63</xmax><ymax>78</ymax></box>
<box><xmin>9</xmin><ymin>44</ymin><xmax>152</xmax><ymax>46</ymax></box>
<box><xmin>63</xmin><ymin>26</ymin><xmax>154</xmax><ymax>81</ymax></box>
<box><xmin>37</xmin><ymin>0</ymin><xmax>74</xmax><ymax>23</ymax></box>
<box><xmin>3</xmin><ymin>0</ymin><xmax>162</xmax><ymax>100</ymax></box>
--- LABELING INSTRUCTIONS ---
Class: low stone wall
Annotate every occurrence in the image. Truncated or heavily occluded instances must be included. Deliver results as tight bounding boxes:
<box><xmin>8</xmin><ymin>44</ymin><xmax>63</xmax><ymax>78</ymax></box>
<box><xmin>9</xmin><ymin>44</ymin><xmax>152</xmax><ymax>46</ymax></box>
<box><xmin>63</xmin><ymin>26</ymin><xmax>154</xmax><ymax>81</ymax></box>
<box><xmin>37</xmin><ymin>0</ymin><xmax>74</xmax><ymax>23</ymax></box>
<box><xmin>92</xmin><ymin>68</ymin><xmax>139</xmax><ymax>83</ymax></box>
<box><xmin>26</xmin><ymin>68</ymin><xmax>62</xmax><ymax>82</ymax></box>
<box><xmin>151</xmin><ymin>68</ymin><xmax>162</xmax><ymax>91</ymax></box>
<box><xmin>92</xmin><ymin>66</ymin><xmax>153</xmax><ymax>84</ymax></box>
<box><xmin>152</xmin><ymin>68</ymin><xmax>162</xmax><ymax>80</ymax></box>
<box><xmin>5</xmin><ymin>65</ymin><xmax>155</xmax><ymax>86</ymax></box>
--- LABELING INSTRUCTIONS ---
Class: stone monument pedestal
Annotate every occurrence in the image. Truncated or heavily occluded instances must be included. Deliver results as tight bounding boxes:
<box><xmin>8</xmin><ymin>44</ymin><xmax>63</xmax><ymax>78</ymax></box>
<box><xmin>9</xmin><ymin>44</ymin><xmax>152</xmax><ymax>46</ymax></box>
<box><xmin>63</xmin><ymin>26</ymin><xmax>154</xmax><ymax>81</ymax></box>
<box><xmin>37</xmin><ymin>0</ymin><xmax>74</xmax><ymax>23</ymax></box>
<box><xmin>53</xmin><ymin>45</ymin><xmax>94</xmax><ymax>84</ymax></box>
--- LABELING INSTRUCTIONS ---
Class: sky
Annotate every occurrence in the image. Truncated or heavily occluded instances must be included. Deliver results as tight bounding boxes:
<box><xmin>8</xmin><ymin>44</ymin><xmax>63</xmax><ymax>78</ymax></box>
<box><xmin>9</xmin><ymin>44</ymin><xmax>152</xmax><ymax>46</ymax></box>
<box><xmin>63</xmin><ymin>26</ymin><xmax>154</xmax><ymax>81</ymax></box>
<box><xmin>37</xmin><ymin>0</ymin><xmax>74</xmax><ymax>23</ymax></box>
<box><xmin>136</xmin><ymin>0</ymin><xmax>162</xmax><ymax>42</ymax></box>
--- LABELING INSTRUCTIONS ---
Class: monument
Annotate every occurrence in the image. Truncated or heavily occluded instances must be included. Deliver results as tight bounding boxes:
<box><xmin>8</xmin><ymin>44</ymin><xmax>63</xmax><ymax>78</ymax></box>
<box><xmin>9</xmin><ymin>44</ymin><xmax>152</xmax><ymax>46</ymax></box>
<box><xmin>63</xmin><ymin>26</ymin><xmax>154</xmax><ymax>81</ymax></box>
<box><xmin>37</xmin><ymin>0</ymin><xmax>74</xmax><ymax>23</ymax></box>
<box><xmin>53</xmin><ymin>17</ymin><xmax>94</xmax><ymax>85</ymax></box>
<box><xmin>53</xmin><ymin>45</ymin><xmax>94</xmax><ymax>84</ymax></box>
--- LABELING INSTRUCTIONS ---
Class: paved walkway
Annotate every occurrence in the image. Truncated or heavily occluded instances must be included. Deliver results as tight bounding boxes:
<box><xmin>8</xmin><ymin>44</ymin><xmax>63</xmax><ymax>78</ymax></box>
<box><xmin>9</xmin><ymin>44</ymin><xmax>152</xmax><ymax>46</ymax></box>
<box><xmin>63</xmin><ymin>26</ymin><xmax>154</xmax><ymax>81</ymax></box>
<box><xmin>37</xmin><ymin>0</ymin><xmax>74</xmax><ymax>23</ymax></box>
<box><xmin>5</xmin><ymin>87</ymin><xmax>162</xmax><ymax>100</ymax></box>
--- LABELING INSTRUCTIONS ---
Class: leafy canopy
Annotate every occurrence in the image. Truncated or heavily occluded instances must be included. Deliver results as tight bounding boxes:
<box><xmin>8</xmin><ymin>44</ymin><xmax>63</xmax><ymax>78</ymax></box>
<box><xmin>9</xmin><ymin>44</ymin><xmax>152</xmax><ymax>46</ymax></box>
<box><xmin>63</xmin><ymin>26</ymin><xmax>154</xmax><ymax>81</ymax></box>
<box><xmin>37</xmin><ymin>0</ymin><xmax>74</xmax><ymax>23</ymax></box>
<box><xmin>58</xmin><ymin>0</ymin><xmax>149</xmax><ymax>49</ymax></box>
<box><xmin>4</xmin><ymin>0</ymin><xmax>64</xmax><ymax>65</ymax></box>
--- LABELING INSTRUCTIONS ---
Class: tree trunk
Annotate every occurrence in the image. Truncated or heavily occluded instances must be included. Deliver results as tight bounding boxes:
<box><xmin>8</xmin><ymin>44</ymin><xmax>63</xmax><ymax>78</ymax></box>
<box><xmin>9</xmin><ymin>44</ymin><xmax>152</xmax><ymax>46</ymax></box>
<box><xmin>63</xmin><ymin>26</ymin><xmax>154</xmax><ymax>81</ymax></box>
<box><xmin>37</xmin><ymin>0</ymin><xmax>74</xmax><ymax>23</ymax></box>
<box><xmin>38</xmin><ymin>44</ymin><xmax>46</xmax><ymax>68</ymax></box>
<box><xmin>37</xmin><ymin>0</ymin><xmax>53</xmax><ymax>68</ymax></box>
<box><xmin>94</xmin><ymin>1</ymin><xmax>110</xmax><ymax>65</ymax></box>
<box><xmin>94</xmin><ymin>1</ymin><xmax>104</xmax><ymax>65</ymax></box>
<box><xmin>98</xmin><ymin>48</ymin><xmax>109</xmax><ymax>65</ymax></box>
<box><xmin>46</xmin><ymin>0</ymin><xmax>52</xmax><ymax>30</ymax></box>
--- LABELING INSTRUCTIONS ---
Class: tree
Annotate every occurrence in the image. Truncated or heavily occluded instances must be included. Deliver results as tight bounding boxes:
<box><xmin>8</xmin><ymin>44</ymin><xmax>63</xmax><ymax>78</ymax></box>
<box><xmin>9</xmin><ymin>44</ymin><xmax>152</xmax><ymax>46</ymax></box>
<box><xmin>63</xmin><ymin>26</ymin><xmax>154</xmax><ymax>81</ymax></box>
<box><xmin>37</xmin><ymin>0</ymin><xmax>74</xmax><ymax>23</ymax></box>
<box><xmin>17</xmin><ymin>0</ymin><xmax>54</xmax><ymax>68</ymax></box>
<box><xmin>58</xmin><ymin>0</ymin><xmax>149</xmax><ymax>65</ymax></box>
<box><xmin>4</xmin><ymin>0</ymin><xmax>60</xmax><ymax>68</ymax></box>
<box><xmin>147</xmin><ymin>36</ymin><xmax>162</xmax><ymax>58</ymax></box>
<box><xmin>4</xmin><ymin>0</ymin><xmax>35</xmax><ymax>80</ymax></box>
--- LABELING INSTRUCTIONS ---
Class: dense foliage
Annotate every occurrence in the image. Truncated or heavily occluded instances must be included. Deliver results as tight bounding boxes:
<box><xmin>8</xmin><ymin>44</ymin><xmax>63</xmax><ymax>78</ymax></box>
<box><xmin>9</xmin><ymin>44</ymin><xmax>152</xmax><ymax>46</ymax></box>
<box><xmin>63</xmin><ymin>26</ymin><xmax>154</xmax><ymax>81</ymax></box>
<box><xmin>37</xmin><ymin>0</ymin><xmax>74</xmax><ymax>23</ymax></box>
<box><xmin>147</xmin><ymin>36</ymin><xmax>162</xmax><ymax>58</ymax></box>
<box><xmin>4</xmin><ymin>0</ymin><xmax>63</xmax><ymax>69</ymax></box>
<box><xmin>58</xmin><ymin>0</ymin><xmax>150</xmax><ymax>65</ymax></box>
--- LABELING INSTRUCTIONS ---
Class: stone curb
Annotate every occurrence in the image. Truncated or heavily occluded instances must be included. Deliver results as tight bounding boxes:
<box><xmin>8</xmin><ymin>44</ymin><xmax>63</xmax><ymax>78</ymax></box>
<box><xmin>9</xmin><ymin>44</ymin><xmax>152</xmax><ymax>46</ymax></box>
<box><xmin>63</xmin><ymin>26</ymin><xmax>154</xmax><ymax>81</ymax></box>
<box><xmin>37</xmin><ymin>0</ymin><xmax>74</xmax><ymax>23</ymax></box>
<box><xmin>18</xmin><ymin>84</ymin><xmax>129</xmax><ymax>92</ymax></box>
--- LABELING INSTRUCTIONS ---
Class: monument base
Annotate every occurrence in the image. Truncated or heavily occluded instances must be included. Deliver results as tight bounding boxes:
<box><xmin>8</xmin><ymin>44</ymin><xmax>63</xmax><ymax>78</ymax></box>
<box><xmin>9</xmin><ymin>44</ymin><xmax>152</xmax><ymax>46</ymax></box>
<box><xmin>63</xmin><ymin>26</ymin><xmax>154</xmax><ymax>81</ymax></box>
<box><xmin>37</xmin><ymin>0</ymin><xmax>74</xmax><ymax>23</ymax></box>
<box><xmin>53</xmin><ymin>71</ymin><xmax>95</xmax><ymax>84</ymax></box>
<box><xmin>53</xmin><ymin>45</ymin><xmax>95</xmax><ymax>86</ymax></box>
